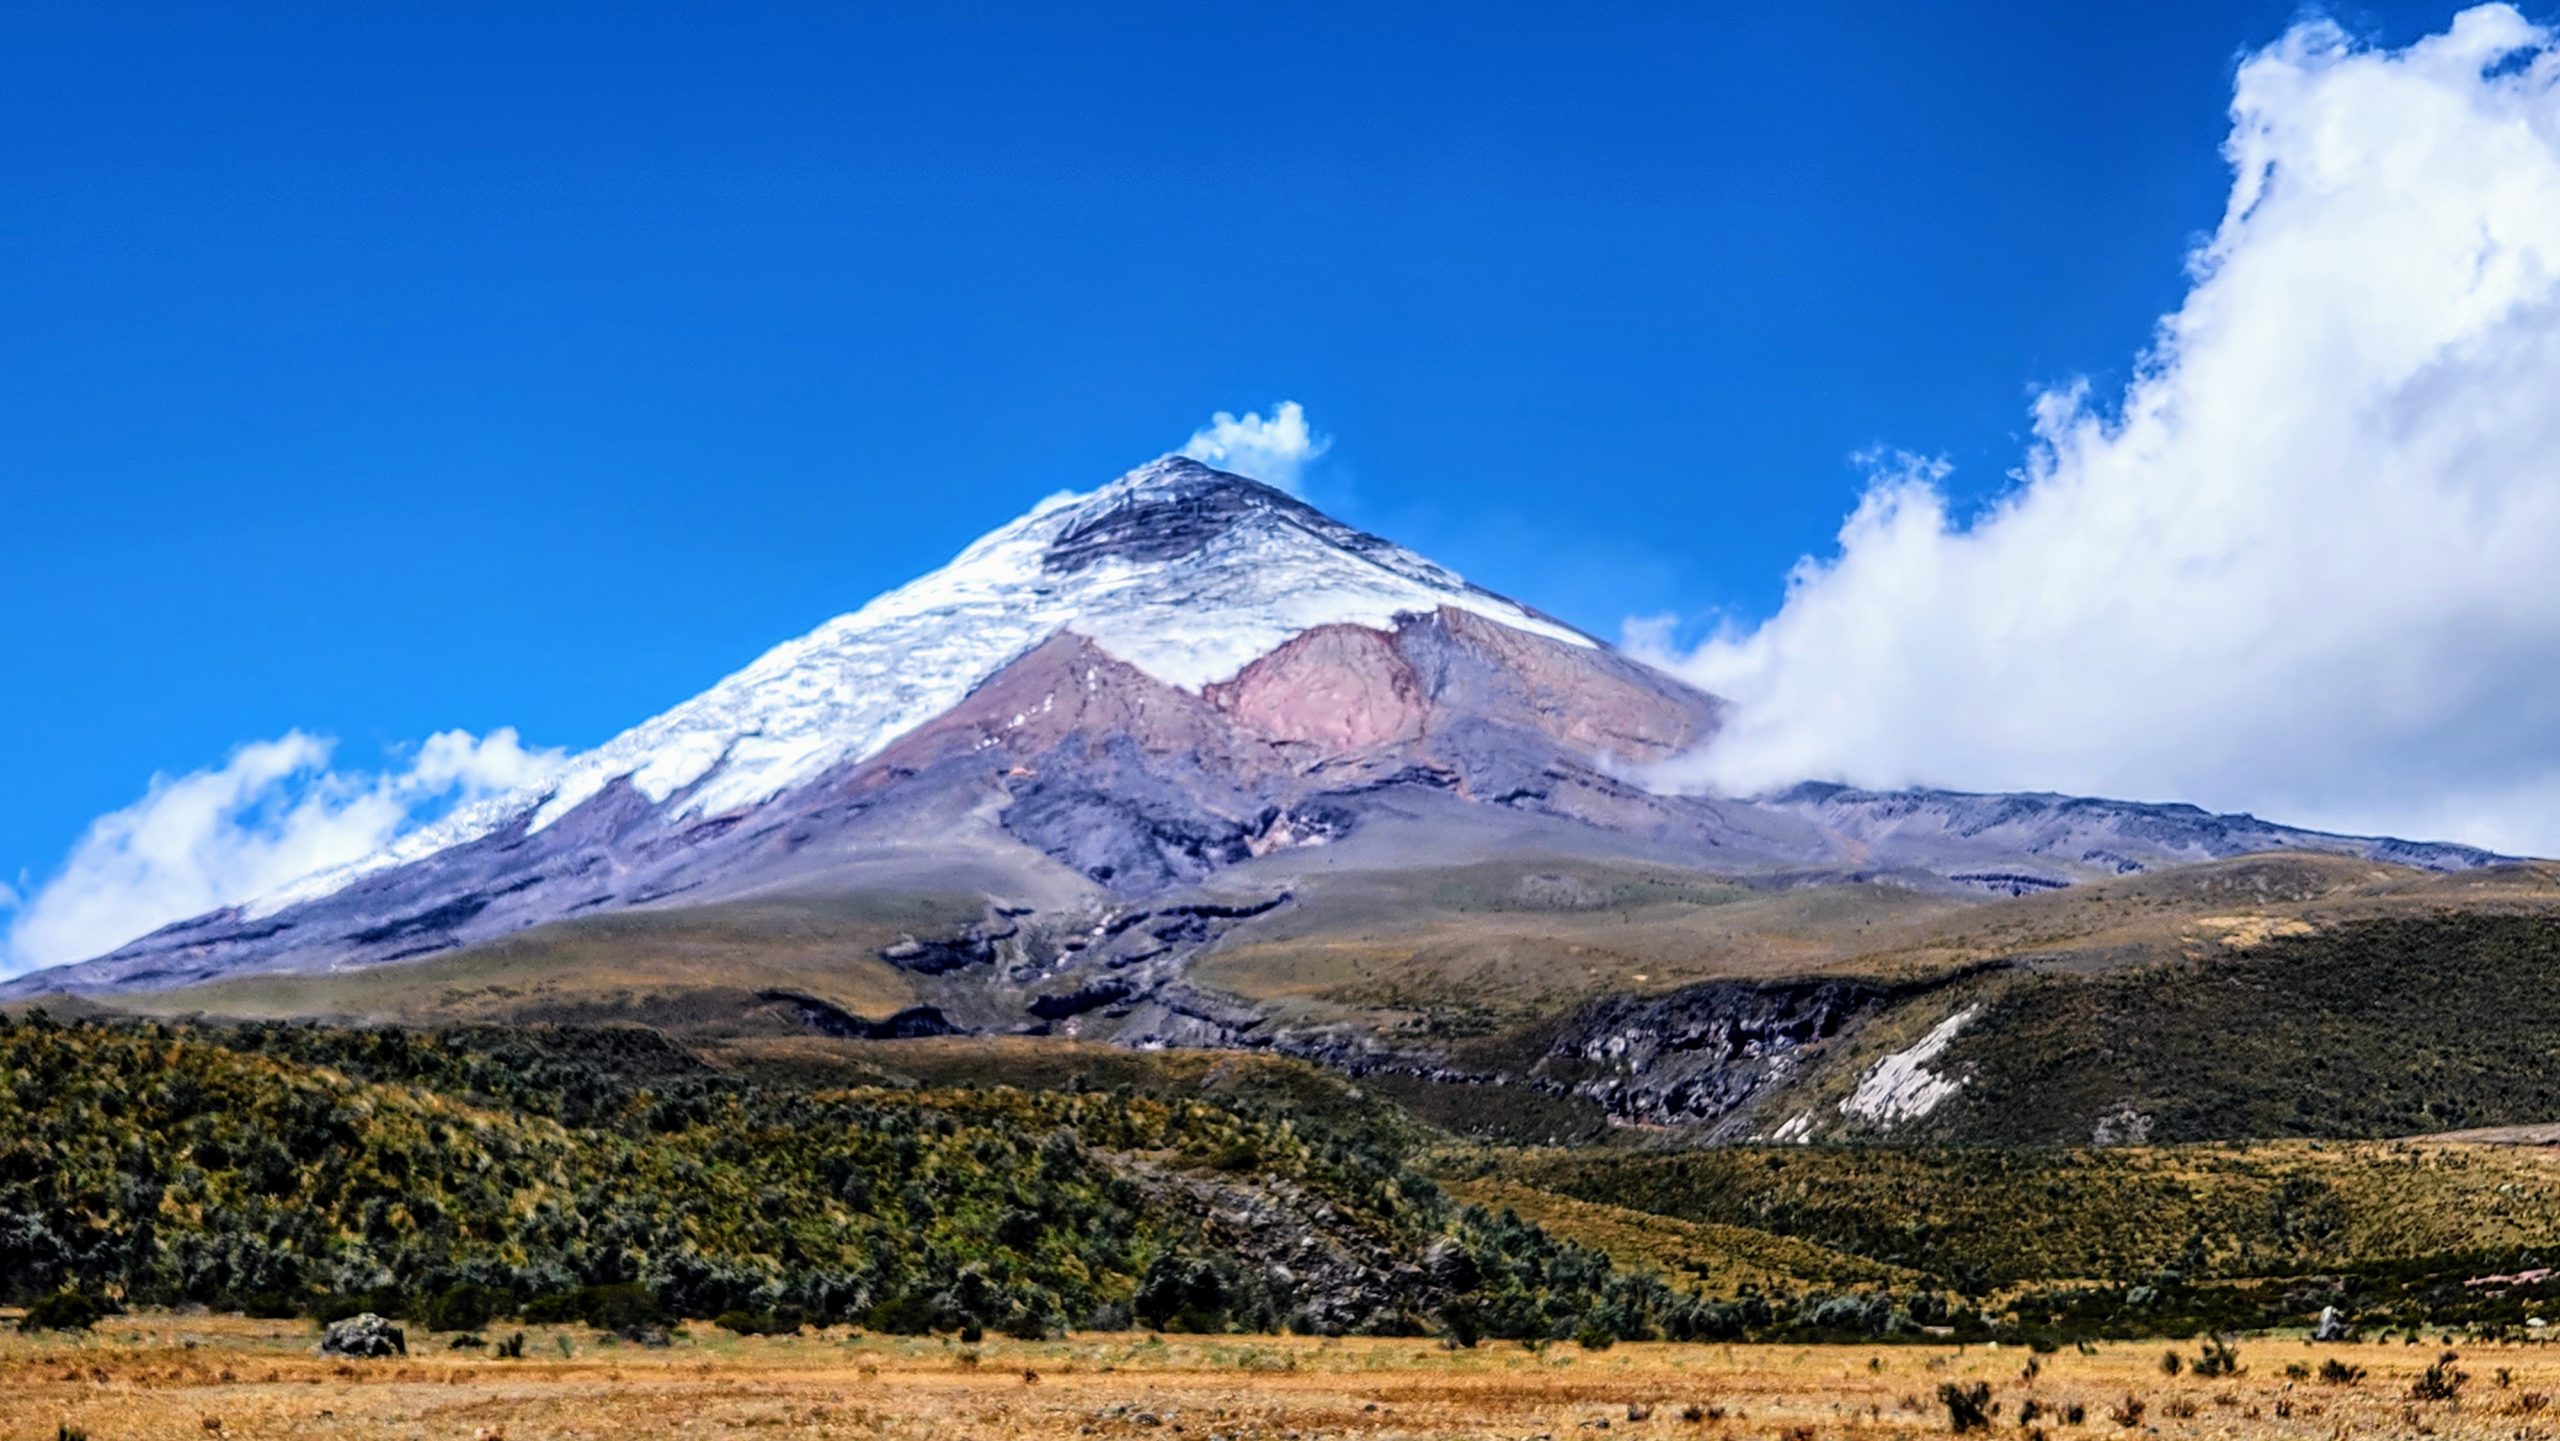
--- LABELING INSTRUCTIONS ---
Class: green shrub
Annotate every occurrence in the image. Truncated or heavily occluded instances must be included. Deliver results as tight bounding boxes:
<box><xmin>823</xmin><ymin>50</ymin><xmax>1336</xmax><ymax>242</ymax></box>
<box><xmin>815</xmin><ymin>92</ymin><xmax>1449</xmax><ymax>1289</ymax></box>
<box><xmin>714</xmin><ymin>1308</ymin><xmax>804</xmax><ymax>1337</ymax></box>
<box><xmin>418</xmin><ymin>1284</ymin><xmax>500</xmax><ymax>1333</ymax></box>
<box><xmin>313</xmin><ymin>1289</ymin><xmax>405</xmax><ymax>1325</ymax></box>
<box><xmin>2192</xmin><ymin>1335</ymin><xmax>2243</xmax><ymax>1378</ymax></box>
<box><xmin>2411</xmin><ymin>1352</ymin><xmax>2468</xmax><ymax>1402</ymax></box>
<box><xmin>19</xmin><ymin>1291</ymin><xmax>113</xmax><ymax>1333</ymax></box>
<box><xmin>1938</xmin><ymin>1381</ymin><xmax>1992</xmax><ymax>1433</ymax></box>
<box><xmin>1439</xmin><ymin>1300</ymin><xmax>1483</xmax><ymax>1349</ymax></box>
<box><xmin>232</xmin><ymin>1292</ymin><xmax>303</xmax><ymax>1320</ymax></box>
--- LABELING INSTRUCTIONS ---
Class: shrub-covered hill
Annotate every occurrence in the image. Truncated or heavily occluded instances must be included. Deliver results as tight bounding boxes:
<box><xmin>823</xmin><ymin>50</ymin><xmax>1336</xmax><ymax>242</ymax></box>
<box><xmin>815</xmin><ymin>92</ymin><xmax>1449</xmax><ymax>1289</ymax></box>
<box><xmin>1482</xmin><ymin>1137</ymin><xmax>2560</xmax><ymax>1335</ymax></box>
<box><xmin>0</xmin><ymin>1013</ymin><xmax>1717</xmax><ymax>1340</ymax></box>
<box><xmin>1924</xmin><ymin>913</ymin><xmax>2560</xmax><ymax>1144</ymax></box>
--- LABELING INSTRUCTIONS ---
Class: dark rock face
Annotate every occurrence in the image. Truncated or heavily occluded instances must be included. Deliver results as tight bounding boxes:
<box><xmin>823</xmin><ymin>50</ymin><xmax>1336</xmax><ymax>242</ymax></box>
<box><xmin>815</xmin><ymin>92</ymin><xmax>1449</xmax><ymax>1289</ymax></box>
<box><xmin>1001</xmin><ymin>748</ymin><xmax>1264</xmax><ymax>892</ymax></box>
<box><xmin>1041</xmin><ymin>462</ymin><xmax>1479</xmax><ymax>606</ymax></box>
<box><xmin>1542</xmin><ymin>978</ymin><xmax>1906</xmax><ymax>1131</ymax></box>
<box><xmin>318</xmin><ymin>1313</ymin><xmax>406</xmax><ymax>1358</ymax></box>
<box><xmin>1243</xmin><ymin>969</ymin><xmax>1998</xmax><ymax>1136</ymax></box>
<box><xmin>879</xmin><ymin>920</ymin><xmax>1017</xmax><ymax>975</ymax></box>
<box><xmin>1044</xmin><ymin>470</ymin><xmax>1317</xmax><ymax>573</ymax></box>
<box><xmin>1121</xmin><ymin>1159</ymin><xmax>1435</xmax><ymax>1335</ymax></box>
<box><xmin>1948</xmin><ymin>871</ymin><xmax>2074</xmax><ymax>896</ymax></box>
<box><xmin>1027</xmin><ymin>980</ymin><xmax>1133</xmax><ymax>1020</ymax></box>
<box><xmin>760</xmin><ymin>993</ymin><xmax>960</xmax><ymax>1040</ymax></box>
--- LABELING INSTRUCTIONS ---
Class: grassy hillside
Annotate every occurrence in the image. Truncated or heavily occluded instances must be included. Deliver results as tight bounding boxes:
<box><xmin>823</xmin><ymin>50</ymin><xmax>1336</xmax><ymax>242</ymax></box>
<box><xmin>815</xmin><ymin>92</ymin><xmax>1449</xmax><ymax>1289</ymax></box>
<box><xmin>1192</xmin><ymin>859</ymin><xmax>1967</xmax><ymax>1037</ymax></box>
<box><xmin>1438</xmin><ymin>1177</ymin><xmax>1922</xmax><ymax>1294</ymax></box>
<box><xmin>84</xmin><ymin>892</ymin><xmax>950</xmax><ymax>1034</ymax></box>
<box><xmin>1923</xmin><ymin>913</ymin><xmax>2560</xmax><ymax>1143</ymax></box>
<box><xmin>702</xmin><ymin>1032</ymin><xmax>1442</xmax><ymax>1143</ymax></box>
<box><xmin>1483</xmin><ymin>1137</ymin><xmax>2560</xmax><ymax>1333</ymax></box>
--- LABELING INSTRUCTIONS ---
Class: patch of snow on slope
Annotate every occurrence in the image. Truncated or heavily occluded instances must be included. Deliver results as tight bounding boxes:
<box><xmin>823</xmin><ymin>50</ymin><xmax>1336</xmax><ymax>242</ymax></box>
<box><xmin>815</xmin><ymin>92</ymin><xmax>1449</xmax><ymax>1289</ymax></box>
<box><xmin>245</xmin><ymin>456</ymin><xmax>1588</xmax><ymax>917</ymax></box>
<box><xmin>1840</xmin><ymin>1004</ymin><xmax>1980</xmax><ymax>1128</ymax></box>
<box><xmin>1770</xmin><ymin>1109</ymin><xmax>1817</xmax><ymax>1144</ymax></box>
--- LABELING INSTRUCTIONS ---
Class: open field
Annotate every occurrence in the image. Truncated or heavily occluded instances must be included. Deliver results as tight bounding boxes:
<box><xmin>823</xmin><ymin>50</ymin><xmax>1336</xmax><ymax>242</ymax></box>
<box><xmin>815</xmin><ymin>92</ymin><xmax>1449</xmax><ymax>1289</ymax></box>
<box><xmin>8</xmin><ymin>1317</ymin><xmax>2560</xmax><ymax>1440</ymax></box>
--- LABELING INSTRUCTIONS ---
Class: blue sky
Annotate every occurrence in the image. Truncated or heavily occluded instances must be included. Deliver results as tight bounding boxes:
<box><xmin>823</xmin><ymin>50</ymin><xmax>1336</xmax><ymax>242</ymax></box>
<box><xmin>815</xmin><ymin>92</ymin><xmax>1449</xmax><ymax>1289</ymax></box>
<box><xmin>10</xmin><ymin>1</ymin><xmax>2555</xmax><ymax>965</ymax></box>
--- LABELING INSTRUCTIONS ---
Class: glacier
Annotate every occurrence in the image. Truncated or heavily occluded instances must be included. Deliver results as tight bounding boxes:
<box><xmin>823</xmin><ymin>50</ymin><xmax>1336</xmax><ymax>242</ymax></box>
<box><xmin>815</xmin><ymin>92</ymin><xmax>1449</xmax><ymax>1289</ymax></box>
<box><xmin>247</xmin><ymin>456</ymin><xmax>1589</xmax><ymax>919</ymax></box>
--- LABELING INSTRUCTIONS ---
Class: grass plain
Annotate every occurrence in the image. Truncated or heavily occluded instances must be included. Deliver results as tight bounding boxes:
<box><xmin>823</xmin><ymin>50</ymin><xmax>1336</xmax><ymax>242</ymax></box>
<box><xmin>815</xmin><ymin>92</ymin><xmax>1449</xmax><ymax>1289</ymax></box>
<box><xmin>9</xmin><ymin>1316</ymin><xmax>2558</xmax><ymax>1440</ymax></box>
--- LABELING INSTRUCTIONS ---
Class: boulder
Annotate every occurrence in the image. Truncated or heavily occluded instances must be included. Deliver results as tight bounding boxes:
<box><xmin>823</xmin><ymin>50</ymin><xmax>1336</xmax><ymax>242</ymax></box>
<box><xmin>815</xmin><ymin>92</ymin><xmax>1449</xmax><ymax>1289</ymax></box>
<box><xmin>1423</xmin><ymin>1237</ymin><xmax>1480</xmax><ymax>1294</ymax></box>
<box><xmin>319</xmin><ymin>1313</ymin><xmax>407</xmax><ymax>1358</ymax></box>
<box><xmin>2312</xmin><ymin>1305</ymin><xmax>2350</xmax><ymax>1343</ymax></box>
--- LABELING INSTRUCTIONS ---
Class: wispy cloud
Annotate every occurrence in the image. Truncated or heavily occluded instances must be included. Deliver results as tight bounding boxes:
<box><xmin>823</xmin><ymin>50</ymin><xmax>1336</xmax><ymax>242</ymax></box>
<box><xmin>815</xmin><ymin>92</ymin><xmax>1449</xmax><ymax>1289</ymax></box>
<box><xmin>1639</xmin><ymin>4</ymin><xmax>2560</xmax><ymax>856</ymax></box>
<box><xmin>1179</xmin><ymin>401</ymin><xmax>1331</xmax><ymax>495</ymax></box>
<box><xmin>0</xmin><ymin>728</ymin><xmax>560</xmax><ymax>977</ymax></box>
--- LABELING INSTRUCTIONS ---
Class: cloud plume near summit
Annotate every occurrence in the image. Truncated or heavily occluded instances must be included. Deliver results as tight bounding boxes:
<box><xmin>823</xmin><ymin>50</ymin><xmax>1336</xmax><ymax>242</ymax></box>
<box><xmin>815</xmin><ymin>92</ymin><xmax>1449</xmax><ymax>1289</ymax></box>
<box><xmin>1179</xmin><ymin>401</ymin><xmax>1330</xmax><ymax>496</ymax></box>
<box><xmin>1638</xmin><ymin>5</ymin><xmax>2560</xmax><ymax>857</ymax></box>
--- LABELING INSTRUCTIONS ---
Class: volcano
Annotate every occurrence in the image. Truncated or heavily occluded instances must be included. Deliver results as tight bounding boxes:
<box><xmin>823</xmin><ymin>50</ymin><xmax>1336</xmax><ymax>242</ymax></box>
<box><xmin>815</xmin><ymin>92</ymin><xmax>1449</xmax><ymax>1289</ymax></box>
<box><xmin>6</xmin><ymin>456</ymin><xmax>2495</xmax><ymax>1018</ymax></box>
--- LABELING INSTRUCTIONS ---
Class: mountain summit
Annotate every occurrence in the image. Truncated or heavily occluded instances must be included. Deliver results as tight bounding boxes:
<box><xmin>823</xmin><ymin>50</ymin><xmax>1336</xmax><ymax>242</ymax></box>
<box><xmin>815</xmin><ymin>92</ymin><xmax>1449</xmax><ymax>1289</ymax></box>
<box><xmin>7</xmin><ymin>456</ymin><xmax>2497</xmax><ymax>1002</ymax></box>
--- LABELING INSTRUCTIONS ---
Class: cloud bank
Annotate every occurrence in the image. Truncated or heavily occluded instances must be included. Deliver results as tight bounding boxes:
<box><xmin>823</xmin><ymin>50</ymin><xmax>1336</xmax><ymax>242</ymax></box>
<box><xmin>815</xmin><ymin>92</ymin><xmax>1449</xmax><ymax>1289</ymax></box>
<box><xmin>1642</xmin><ymin>5</ymin><xmax>2560</xmax><ymax>857</ymax></box>
<box><xmin>1180</xmin><ymin>401</ymin><xmax>1331</xmax><ymax>495</ymax></box>
<box><xmin>0</xmin><ymin>728</ymin><xmax>560</xmax><ymax>976</ymax></box>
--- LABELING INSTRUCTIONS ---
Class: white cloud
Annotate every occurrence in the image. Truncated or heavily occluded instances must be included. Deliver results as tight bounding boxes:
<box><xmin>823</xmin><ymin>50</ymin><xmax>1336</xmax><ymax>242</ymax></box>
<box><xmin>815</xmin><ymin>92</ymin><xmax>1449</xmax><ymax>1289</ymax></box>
<box><xmin>1</xmin><ymin>727</ymin><xmax>560</xmax><ymax>977</ymax></box>
<box><xmin>1642</xmin><ymin>5</ymin><xmax>2560</xmax><ymax>857</ymax></box>
<box><xmin>1179</xmin><ymin>400</ymin><xmax>1331</xmax><ymax>495</ymax></box>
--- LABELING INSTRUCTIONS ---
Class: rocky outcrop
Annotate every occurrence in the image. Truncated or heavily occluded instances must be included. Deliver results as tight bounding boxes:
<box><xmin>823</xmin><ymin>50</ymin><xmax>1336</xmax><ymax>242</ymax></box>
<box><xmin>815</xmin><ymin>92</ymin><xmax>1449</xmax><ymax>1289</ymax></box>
<box><xmin>760</xmin><ymin>992</ymin><xmax>961</xmax><ymax>1040</ymax></box>
<box><xmin>318</xmin><ymin>1313</ymin><xmax>406</xmax><ymax>1358</ymax></box>
<box><xmin>879</xmin><ymin>918</ymin><xmax>1019</xmax><ymax>975</ymax></box>
<box><xmin>1115</xmin><ymin>1158</ymin><xmax>1434</xmax><ymax>1335</ymax></box>
<box><xmin>1538</xmin><ymin>979</ymin><xmax>1902</xmax><ymax>1133</ymax></box>
<box><xmin>1209</xmin><ymin>624</ymin><xmax>1427</xmax><ymax>753</ymax></box>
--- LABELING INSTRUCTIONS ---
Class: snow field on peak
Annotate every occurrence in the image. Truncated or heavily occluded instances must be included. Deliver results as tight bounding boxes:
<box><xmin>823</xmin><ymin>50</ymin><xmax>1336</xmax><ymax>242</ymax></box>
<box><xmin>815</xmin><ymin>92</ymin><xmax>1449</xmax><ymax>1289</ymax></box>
<box><xmin>243</xmin><ymin>460</ymin><xmax>1591</xmax><ymax>917</ymax></box>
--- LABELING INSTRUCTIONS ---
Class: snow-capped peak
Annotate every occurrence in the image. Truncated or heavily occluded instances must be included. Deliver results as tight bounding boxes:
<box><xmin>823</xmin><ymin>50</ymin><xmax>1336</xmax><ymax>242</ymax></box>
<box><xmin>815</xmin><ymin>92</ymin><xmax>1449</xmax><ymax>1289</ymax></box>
<box><xmin>247</xmin><ymin>456</ymin><xmax>1589</xmax><ymax>917</ymax></box>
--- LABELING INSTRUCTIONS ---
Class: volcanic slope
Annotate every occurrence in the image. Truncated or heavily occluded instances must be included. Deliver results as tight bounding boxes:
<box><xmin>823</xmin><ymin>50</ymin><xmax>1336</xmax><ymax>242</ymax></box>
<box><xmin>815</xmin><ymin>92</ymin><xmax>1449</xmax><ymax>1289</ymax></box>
<box><xmin>10</xmin><ymin>457</ymin><xmax>2495</xmax><ymax>1008</ymax></box>
<box><xmin>9</xmin><ymin>459</ymin><xmax>2532</xmax><ymax>1150</ymax></box>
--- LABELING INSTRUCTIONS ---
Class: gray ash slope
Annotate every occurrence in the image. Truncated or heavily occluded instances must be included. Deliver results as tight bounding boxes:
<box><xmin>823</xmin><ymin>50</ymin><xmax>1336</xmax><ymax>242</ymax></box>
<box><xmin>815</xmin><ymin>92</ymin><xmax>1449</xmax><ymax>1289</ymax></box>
<box><xmin>4</xmin><ymin>457</ymin><xmax>2501</xmax><ymax>1004</ymax></box>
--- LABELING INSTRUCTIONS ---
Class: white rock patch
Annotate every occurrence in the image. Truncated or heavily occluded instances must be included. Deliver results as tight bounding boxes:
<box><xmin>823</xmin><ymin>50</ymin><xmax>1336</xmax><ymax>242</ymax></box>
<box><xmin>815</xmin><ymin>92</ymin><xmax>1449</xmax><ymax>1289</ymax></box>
<box><xmin>1841</xmin><ymin>1004</ymin><xmax>1980</xmax><ymax>1129</ymax></box>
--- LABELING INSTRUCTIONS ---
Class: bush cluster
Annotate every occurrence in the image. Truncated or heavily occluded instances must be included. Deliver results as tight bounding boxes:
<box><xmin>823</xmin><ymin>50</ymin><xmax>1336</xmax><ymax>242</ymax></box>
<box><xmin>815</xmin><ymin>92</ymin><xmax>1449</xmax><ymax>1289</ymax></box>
<box><xmin>0</xmin><ymin>1014</ymin><xmax>1707</xmax><ymax>1339</ymax></box>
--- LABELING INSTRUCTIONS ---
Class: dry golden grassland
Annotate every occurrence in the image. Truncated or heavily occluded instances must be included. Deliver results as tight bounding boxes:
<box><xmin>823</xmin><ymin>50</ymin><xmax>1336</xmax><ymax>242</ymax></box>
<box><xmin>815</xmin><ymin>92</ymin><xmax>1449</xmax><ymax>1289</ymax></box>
<box><xmin>1188</xmin><ymin>853</ymin><xmax>2560</xmax><ymax>1041</ymax></box>
<box><xmin>11</xmin><ymin>1316</ymin><xmax>2560</xmax><ymax>1440</ymax></box>
<box><xmin>73</xmin><ymin>893</ymin><xmax>953</xmax><ymax>1034</ymax></box>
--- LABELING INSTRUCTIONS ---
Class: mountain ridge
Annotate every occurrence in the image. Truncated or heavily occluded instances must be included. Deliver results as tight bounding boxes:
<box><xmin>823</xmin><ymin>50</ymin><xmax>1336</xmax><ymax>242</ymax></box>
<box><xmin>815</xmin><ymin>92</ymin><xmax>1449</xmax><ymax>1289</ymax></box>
<box><xmin>3</xmin><ymin>456</ymin><xmax>2503</xmax><ymax>1004</ymax></box>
